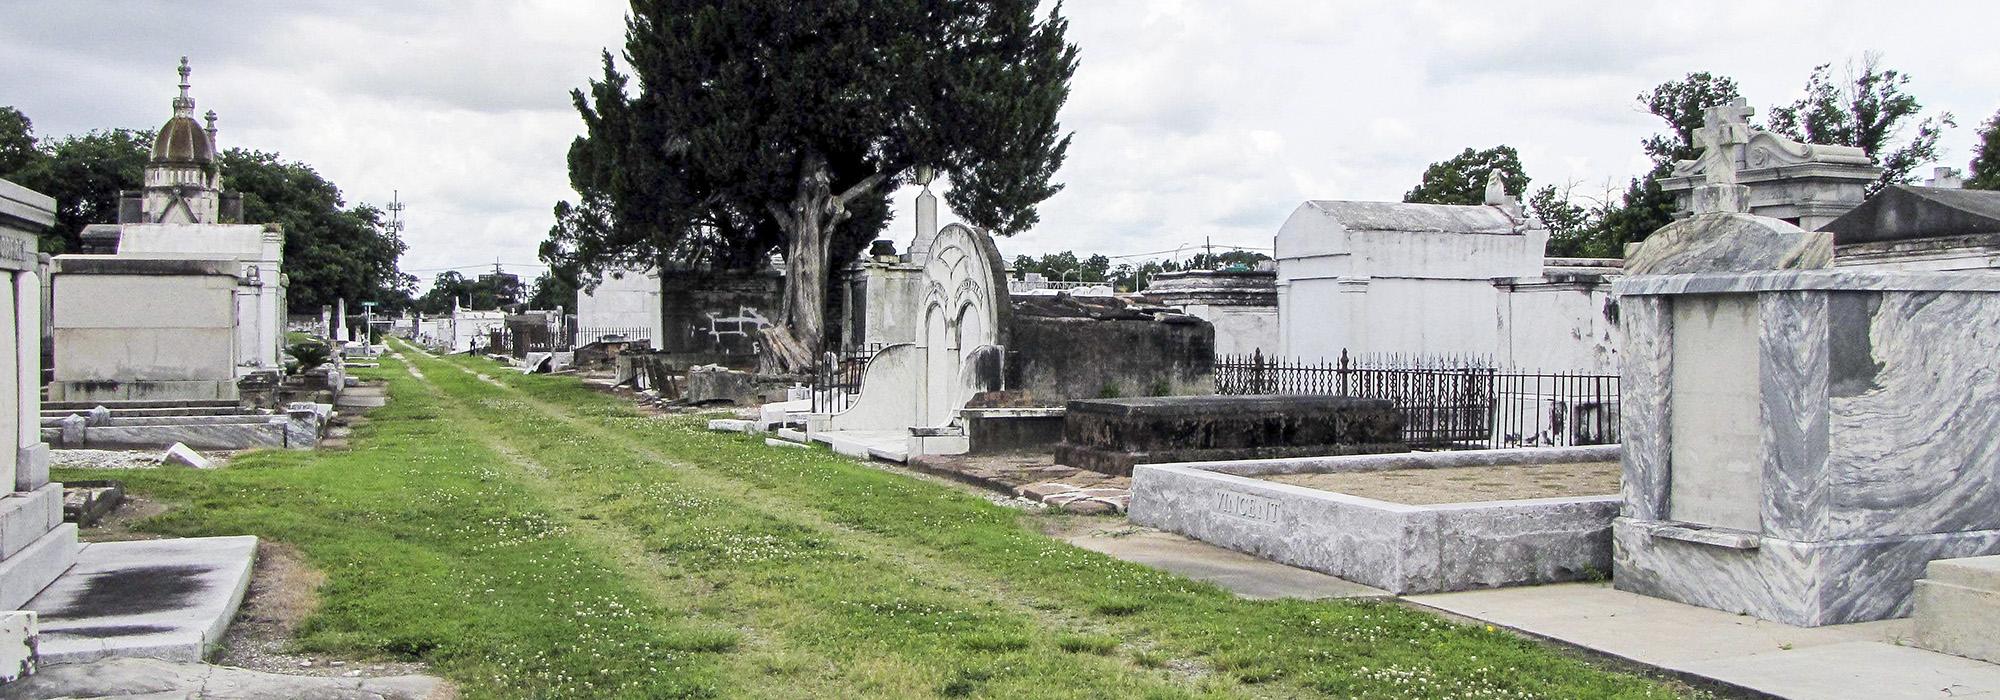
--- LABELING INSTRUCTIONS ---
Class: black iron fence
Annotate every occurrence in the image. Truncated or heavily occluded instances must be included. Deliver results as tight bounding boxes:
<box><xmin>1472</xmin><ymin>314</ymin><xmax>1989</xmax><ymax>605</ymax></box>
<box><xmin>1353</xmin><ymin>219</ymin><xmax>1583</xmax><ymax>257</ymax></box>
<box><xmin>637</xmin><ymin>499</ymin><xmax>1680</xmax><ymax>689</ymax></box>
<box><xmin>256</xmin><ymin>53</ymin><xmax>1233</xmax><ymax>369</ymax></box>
<box><xmin>810</xmin><ymin>343</ymin><xmax>885</xmax><ymax>414</ymax></box>
<box><xmin>1214</xmin><ymin>350</ymin><xmax>1619</xmax><ymax>449</ymax></box>
<box><xmin>576</xmin><ymin>327</ymin><xmax>654</xmax><ymax>347</ymax></box>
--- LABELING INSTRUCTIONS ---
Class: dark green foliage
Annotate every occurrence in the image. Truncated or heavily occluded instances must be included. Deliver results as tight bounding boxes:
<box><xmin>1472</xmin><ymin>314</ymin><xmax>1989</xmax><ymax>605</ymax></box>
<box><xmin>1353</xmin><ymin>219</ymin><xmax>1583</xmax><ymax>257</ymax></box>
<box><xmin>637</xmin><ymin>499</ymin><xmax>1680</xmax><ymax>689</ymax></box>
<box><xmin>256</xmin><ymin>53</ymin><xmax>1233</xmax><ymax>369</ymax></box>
<box><xmin>1530</xmin><ymin>73</ymin><xmax>1745</xmax><ymax>257</ymax></box>
<box><xmin>0</xmin><ymin>106</ymin><xmax>408</xmax><ymax>309</ymax></box>
<box><xmin>1968</xmin><ymin>109</ymin><xmax>2000</xmax><ymax>191</ymax></box>
<box><xmin>0</xmin><ymin>126</ymin><xmax>152</xmax><ymax>253</ymax></box>
<box><xmin>1404</xmin><ymin>146</ymin><xmax>1529</xmax><ymax>205</ymax></box>
<box><xmin>0</xmin><ymin>107</ymin><xmax>38</xmax><ymax>176</ymax></box>
<box><xmin>218</xmin><ymin>149</ymin><xmax>411</xmax><ymax>313</ymax></box>
<box><xmin>1530</xmin><ymin>185</ymin><xmax>1598</xmax><ymax>257</ymax></box>
<box><xmin>556</xmin><ymin>0</ymin><xmax>1079</xmax><ymax>366</ymax></box>
<box><xmin>527</xmin><ymin>269</ymin><xmax>579</xmax><ymax>311</ymax></box>
<box><xmin>1638</xmin><ymin>72</ymin><xmax>1743</xmax><ymax>166</ymax></box>
<box><xmin>287</xmin><ymin>340</ymin><xmax>332</xmax><ymax>370</ymax></box>
<box><xmin>416</xmin><ymin>270</ymin><xmax>524</xmax><ymax>314</ymax></box>
<box><xmin>543</xmin><ymin>52</ymin><xmax>784</xmax><ymax>286</ymax></box>
<box><xmin>1767</xmin><ymin>55</ymin><xmax>1955</xmax><ymax>194</ymax></box>
<box><xmin>1013</xmin><ymin>249</ymin><xmax>1270</xmax><ymax>291</ymax></box>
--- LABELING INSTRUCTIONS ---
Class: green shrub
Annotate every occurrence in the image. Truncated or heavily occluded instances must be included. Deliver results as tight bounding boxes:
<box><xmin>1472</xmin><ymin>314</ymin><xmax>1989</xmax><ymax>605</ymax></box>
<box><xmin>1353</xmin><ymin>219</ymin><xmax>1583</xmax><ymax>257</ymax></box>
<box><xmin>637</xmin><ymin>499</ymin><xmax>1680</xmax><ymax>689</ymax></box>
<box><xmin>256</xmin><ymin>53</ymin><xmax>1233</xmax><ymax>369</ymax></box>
<box><xmin>289</xmin><ymin>341</ymin><xmax>332</xmax><ymax>370</ymax></box>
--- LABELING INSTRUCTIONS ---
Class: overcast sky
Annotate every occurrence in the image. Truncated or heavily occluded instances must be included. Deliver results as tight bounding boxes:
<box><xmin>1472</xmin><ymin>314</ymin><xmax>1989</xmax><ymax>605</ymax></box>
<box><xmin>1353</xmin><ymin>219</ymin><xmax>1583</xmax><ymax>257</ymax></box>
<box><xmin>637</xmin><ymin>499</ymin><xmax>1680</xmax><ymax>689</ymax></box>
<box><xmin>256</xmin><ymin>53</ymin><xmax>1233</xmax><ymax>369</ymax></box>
<box><xmin>4</xmin><ymin>1</ymin><xmax>1997</xmax><ymax>282</ymax></box>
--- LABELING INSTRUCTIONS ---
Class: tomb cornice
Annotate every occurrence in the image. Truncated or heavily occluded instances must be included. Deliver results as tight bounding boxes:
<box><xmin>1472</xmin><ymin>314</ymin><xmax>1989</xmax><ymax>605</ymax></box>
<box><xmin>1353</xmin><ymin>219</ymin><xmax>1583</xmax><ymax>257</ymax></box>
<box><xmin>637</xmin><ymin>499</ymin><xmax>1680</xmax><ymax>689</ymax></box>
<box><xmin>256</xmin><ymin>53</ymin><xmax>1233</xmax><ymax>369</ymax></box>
<box><xmin>1614</xmin><ymin>268</ymin><xmax>2000</xmax><ymax>296</ymax></box>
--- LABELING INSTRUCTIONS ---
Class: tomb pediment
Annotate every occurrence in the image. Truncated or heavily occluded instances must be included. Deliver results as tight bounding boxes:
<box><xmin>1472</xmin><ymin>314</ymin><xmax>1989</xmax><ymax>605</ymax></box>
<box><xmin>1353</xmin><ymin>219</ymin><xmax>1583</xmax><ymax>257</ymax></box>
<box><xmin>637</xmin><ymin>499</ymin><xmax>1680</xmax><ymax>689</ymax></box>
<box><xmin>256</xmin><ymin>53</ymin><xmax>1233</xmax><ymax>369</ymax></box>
<box><xmin>1824</xmin><ymin>185</ymin><xmax>2000</xmax><ymax>245</ymax></box>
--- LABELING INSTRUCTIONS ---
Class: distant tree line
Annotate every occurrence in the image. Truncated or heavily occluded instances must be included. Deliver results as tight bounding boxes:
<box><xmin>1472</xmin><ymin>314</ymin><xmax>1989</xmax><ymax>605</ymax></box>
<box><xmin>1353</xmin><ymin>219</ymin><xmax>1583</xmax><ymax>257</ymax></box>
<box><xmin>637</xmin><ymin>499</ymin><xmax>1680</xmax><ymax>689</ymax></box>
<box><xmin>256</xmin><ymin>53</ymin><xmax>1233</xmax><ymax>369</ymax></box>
<box><xmin>0</xmin><ymin>106</ymin><xmax>415</xmax><ymax>313</ymax></box>
<box><xmin>1012</xmin><ymin>249</ymin><xmax>1270</xmax><ymax>291</ymax></box>
<box><xmin>1404</xmin><ymin>54</ymin><xmax>1994</xmax><ymax>258</ymax></box>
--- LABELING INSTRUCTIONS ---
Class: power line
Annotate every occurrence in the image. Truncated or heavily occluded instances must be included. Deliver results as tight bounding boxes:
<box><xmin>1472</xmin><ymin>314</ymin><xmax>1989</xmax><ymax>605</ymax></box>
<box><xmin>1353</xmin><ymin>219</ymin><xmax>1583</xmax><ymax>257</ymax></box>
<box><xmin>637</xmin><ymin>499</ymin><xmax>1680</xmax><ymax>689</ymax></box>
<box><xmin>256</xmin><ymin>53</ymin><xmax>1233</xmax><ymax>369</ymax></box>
<box><xmin>401</xmin><ymin>262</ymin><xmax>550</xmax><ymax>274</ymax></box>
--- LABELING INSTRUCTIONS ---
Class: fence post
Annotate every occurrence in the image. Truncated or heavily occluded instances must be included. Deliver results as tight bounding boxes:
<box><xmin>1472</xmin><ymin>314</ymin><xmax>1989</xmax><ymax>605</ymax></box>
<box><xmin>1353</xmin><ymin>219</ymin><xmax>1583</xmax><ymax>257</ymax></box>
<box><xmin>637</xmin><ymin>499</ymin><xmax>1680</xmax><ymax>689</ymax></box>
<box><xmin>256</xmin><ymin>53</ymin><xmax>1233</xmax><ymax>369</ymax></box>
<box><xmin>1337</xmin><ymin>349</ymin><xmax>1351</xmax><ymax>397</ymax></box>
<box><xmin>1251</xmin><ymin>348</ymin><xmax>1266</xmax><ymax>395</ymax></box>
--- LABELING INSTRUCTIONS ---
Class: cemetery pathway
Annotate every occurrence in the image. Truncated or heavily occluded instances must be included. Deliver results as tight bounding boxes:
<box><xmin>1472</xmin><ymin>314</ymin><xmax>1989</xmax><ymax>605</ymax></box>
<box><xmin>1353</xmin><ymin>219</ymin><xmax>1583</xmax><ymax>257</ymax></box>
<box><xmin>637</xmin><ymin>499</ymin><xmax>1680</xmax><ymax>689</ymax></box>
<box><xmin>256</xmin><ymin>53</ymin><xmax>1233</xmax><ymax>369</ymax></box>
<box><xmin>60</xmin><ymin>342</ymin><xmax>1707</xmax><ymax>699</ymax></box>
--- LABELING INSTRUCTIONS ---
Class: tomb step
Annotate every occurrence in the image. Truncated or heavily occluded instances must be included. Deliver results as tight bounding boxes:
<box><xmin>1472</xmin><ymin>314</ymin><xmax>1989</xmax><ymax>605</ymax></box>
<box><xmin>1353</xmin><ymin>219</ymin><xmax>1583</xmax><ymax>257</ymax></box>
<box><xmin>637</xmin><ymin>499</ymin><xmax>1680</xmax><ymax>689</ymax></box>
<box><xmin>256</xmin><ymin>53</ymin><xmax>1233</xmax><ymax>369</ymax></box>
<box><xmin>26</xmin><ymin>535</ymin><xmax>258</xmax><ymax>665</ymax></box>
<box><xmin>41</xmin><ymin>406</ymin><xmax>251</xmax><ymax>419</ymax></box>
<box><xmin>0</xmin><ymin>484</ymin><xmax>66</xmax><ymax>560</ymax></box>
<box><xmin>1913</xmin><ymin>555</ymin><xmax>2000</xmax><ymax>664</ymax></box>
<box><xmin>0</xmin><ymin>523</ymin><xmax>79</xmax><ymax>612</ymax></box>
<box><xmin>43</xmin><ymin>400</ymin><xmax>239</xmax><ymax>412</ymax></box>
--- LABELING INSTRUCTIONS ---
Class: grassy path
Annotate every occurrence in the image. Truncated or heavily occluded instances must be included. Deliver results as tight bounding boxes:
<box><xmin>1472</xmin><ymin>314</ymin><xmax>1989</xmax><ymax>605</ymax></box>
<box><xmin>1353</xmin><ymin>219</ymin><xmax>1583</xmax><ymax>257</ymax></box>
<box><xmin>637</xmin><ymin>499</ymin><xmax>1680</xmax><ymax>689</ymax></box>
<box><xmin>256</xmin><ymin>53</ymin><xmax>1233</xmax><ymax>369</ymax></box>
<box><xmin>57</xmin><ymin>341</ymin><xmax>1703</xmax><ymax>699</ymax></box>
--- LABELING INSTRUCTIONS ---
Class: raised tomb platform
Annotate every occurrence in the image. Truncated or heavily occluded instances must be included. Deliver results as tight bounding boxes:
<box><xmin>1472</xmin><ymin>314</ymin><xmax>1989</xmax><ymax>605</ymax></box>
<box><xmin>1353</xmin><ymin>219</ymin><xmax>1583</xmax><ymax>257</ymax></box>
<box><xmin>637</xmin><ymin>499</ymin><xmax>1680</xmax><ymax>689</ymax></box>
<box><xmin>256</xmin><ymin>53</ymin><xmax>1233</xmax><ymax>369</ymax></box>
<box><xmin>1054</xmin><ymin>395</ymin><xmax>1406</xmax><ymax>476</ymax></box>
<box><xmin>1131</xmin><ymin>446</ymin><xmax>1621</xmax><ymax>594</ymax></box>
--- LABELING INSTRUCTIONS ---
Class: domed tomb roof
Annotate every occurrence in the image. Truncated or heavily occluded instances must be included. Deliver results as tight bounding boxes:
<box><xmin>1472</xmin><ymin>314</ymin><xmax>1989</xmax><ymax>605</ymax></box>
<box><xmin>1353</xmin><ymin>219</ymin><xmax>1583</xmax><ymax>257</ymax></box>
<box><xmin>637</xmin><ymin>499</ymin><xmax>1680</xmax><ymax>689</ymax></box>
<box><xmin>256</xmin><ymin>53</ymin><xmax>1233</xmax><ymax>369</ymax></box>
<box><xmin>150</xmin><ymin>57</ymin><xmax>215</xmax><ymax>165</ymax></box>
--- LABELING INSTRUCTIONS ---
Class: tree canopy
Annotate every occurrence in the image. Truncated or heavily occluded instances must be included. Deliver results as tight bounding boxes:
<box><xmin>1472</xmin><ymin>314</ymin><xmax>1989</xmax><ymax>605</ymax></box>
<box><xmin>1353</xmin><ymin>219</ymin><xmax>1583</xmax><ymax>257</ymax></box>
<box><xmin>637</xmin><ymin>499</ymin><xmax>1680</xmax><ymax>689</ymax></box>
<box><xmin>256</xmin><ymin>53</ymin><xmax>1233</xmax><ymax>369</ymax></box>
<box><xmin>1967</xmin><ymin>109</ymin><xmax>2000</xmax><ymax>191</ymax></box>
<box><xmin>415</xmin><ymin>270</ymin><xmax>524</xmax><ymax>314</ymax></box>
<box><xmin>1767</xmin><ymin>55</ymin><xmax>1954</xmax><ymax>194</ymax></box>
<box><xmin>0</xmin><ymin>106</ymin><xmax>410</xmax><ymax>311</ymax></box>
<box><xmin>0</xmin><ymin>107</ymin><xmax>37</xmax><ymax>176</ymax></box>
<box><xmin>0</xmin><ymin>123</ymin><xmax>152</xmax><ymax>253</ymax></box>
<box><xmin>1011</xmin><ymin>249</ymin><xmax>1270</xmax><ymax>292</ymax></box>
<box><xmin>1403</xmin><ymin>146</ymin><xmax>1529</xmax><ymax>205</ymax></box>
<box><xmin>220</xmin><ymin>149</ymin><xmax>413</xmax><ymax>312</ymax></box>
<box><xmin>556</xmin><ymin>0</ymin><xmax>1079</xmax><ymax>370</ymax></box>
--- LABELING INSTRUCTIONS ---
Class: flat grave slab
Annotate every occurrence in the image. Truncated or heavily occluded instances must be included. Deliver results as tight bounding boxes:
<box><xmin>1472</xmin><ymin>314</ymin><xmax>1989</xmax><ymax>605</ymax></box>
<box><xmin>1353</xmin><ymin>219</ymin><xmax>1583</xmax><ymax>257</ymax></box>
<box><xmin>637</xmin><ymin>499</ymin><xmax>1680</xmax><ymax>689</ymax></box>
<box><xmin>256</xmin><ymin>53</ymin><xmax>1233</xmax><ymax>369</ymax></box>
<box><xmin>27</xmin><ymin>535</ymin><xmax>257</xmax><ymax>664</ymax></box>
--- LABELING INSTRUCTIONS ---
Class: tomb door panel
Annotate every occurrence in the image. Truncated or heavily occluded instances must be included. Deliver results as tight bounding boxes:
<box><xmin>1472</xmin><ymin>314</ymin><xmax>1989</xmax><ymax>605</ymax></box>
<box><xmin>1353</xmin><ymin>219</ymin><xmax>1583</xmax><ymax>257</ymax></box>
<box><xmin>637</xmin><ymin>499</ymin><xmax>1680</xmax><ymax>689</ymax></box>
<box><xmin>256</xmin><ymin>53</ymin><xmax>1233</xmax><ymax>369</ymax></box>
<box><xmin>923</xmin><ymin>303</ymin><xmax>954</xmax><ymax>427</ymax></box>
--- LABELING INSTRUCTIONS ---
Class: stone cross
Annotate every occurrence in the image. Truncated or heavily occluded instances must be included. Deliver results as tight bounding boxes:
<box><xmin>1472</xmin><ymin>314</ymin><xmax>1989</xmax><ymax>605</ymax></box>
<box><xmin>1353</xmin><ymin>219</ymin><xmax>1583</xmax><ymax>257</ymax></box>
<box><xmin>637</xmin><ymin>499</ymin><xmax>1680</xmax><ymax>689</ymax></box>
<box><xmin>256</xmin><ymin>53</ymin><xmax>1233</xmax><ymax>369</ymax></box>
<box><xmin>1692</xmin><ymin>98</ymin><xmax>1755</xmax><ymax>186</ymax></box>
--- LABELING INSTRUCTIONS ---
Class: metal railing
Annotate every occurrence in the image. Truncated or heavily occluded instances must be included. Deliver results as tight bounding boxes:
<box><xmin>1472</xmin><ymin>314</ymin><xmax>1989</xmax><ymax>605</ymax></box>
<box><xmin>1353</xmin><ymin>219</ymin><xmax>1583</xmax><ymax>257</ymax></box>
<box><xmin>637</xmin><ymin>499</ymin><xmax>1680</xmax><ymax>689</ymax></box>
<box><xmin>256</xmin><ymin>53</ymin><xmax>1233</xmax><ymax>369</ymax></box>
<box><xmin>810</xmin><ymin>343</ymin><xmax>884</xmax><ymax>414</ymax></box>
<box><xmin>1214</xmin><ymin>349</ymin><xmax>1618</xmax><ymax>449</ymax></box>
<box><xmin>576</xmin><ymin>327</ymin><xmax>654</xmax><ymax>347</ymax></box>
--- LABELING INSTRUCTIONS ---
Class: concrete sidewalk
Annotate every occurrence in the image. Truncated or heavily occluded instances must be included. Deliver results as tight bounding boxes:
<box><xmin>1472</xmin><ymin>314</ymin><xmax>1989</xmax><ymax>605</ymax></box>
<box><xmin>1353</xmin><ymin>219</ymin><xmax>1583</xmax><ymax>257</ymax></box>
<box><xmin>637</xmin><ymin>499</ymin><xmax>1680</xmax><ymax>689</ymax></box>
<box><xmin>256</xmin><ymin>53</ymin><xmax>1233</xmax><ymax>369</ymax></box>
<box><xmin>1408</xmin><ymin>583</ymin><xmax>2000</xmax><ymax>699</ymax></box>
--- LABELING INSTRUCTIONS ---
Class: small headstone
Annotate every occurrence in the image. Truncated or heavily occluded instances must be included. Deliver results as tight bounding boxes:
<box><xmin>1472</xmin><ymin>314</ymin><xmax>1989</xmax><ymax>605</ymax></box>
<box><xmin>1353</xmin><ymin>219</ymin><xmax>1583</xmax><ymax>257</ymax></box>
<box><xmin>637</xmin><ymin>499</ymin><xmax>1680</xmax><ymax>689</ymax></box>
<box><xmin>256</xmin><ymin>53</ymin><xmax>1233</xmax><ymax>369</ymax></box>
<box><xmin>86</xmin><ymin>405</ymin><xmax>113</xmax><ymax>427</ymax></box>
<box><xmin>60</xmin><ymin>415</ymin><xmax>87</xmax><ymax>446</ymax></box>
<box><xmin>161</xmin><ymin>443</ymin><xmax>211</xmax><ymax>469</ymax></box>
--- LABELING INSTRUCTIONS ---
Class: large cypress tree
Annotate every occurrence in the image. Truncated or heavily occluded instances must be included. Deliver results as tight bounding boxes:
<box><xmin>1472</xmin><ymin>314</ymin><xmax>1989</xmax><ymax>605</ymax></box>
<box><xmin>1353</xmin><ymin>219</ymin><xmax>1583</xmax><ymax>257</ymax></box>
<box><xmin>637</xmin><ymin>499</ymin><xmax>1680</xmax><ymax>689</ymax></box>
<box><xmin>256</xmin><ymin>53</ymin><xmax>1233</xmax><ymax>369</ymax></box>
<box><xmin>576</xmin><ymin>0</ymin><xmax>1078</xmax><ymax>371</ymax></box>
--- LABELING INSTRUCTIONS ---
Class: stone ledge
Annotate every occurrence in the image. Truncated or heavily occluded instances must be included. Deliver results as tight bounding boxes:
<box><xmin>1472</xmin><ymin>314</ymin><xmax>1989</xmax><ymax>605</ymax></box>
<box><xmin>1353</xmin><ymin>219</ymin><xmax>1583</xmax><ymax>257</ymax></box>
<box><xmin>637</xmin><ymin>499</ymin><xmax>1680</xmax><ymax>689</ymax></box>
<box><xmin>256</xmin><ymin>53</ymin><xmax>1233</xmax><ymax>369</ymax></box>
<box><xmin>1643</xmin><ymin>522</ymin><xmax>1762</xmax><ymax>550</ymax></box>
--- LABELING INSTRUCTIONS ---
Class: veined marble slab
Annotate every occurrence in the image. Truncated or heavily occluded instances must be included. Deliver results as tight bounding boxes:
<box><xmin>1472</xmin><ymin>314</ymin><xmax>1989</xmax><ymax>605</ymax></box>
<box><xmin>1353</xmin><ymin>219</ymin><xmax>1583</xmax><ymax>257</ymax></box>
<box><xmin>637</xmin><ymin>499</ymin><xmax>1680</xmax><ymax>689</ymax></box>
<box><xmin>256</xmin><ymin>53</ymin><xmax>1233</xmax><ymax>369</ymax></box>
<box><xmin>1615</xmin><ymin>278</ymin><xmax>2000</xmax><ymax>626</ymax></box>
<box><xmin>1616</xmin><ymin>268</ymin><xmax>2000</xmax><ymax>296</ymax></box>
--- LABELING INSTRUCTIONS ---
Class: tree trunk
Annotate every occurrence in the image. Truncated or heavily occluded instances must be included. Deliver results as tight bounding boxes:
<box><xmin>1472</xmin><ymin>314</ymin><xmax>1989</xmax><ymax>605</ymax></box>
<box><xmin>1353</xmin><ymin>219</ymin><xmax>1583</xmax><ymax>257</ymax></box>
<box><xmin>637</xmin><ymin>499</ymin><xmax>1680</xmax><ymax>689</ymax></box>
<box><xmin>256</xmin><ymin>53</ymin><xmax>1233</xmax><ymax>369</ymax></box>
<box><xmin>760</xmin><ymin>155</ymin><xmax>888</xmax><ymax>374</ymax></box>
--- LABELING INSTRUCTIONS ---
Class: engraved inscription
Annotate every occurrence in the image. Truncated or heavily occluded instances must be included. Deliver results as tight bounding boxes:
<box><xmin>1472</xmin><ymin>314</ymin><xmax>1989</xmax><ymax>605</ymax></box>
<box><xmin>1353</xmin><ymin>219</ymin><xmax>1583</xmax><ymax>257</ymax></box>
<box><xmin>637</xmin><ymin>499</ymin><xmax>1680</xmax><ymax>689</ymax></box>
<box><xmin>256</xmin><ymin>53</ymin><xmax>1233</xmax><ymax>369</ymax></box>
<box><xmin>1215</xmin><ymin>490</ymin><xmax>1281</xmax><ymax>523</ymax></box>
<box><xmin>0</xmin><ymin>233</ymin><xmax>32</xmax><ymax>264</ymax></box>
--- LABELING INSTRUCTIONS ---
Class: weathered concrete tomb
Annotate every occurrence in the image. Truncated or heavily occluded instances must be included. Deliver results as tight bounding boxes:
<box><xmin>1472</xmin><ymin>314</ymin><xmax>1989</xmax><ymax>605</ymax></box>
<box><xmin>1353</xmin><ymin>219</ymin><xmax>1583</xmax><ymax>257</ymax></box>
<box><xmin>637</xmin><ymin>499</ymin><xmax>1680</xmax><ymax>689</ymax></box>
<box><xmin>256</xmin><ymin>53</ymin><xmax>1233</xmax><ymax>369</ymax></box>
<box><xmin>49</xmin><ymin>59</ymin><xmax>285</xmax><ymax>404</ymax></box>
<box><xmin>1054</xmin><ymin>394</ymin><xmax>1405</xmax><ymax>476</ymax></box>
<box><xmin>1005</xmin><ymin>293</ymin><xmax>1214</xmax><ymax>404</ymax></box>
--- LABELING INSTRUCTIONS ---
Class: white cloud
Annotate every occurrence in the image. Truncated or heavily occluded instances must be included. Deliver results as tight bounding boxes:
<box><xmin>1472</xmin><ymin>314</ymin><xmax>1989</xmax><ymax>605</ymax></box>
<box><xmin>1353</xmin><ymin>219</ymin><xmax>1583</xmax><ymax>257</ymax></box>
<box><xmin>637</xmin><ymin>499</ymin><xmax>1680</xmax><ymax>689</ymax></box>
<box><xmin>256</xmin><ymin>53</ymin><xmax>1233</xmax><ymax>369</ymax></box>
<box><xmin>4</xmin><ymin>0</ymin><xmax>1998</xmax><ymax>282</ymax></box>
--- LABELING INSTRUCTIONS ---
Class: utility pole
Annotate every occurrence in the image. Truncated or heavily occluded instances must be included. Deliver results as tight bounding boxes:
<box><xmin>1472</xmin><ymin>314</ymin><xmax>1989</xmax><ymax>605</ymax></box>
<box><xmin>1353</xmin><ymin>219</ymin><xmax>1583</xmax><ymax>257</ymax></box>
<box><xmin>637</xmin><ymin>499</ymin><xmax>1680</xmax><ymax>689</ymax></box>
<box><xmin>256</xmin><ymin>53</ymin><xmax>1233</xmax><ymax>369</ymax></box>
<box><xmin>385</xmin><ymin>191</ymin><xmax>406</xmax><ymax>240</ymax></box>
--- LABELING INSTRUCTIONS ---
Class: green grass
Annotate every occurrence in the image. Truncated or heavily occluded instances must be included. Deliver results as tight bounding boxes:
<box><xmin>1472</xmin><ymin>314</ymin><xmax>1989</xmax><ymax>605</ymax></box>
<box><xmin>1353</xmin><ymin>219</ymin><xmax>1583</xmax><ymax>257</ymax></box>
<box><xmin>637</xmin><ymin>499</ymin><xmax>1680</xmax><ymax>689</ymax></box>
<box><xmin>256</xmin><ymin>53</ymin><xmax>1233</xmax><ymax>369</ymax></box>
<box><xmin>55</xmin><ymin>340</ymin><xmax>1702</xmax><ymax>699</ymax></box>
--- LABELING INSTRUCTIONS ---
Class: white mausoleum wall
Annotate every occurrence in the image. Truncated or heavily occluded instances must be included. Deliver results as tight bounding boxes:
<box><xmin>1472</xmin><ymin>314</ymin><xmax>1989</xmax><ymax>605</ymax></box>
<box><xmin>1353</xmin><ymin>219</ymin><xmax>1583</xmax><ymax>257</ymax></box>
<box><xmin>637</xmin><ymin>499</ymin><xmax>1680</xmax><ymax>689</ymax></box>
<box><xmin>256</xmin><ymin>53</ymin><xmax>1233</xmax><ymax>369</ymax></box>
<box><xmin>115</xmin><ymin>224</ymin><xmax>284</xmax><ymax>373</ymax></box>
<box><xmin>51</xmin><ymin>272</ymin><xmax>239</xmax><ymax>384</ymax></box>
<box><xmin>1179</xmin><ymin>304</ymin><xmax>1276</xmax><ymax>356</ymax></box>
<box><xmin>1275</xmin><ymin>199</ymin><xmax>1617</xmax><ymax>372</ymax></box>
<box><xmin>577</xmin><ymin>267</ymin><xmax>663</xmax><ymax>344</ymax></box>
<box><xmin>1496</xmin><ymin>282</ymin><xmax>1621</xmax><ymax>374</ymax></box>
